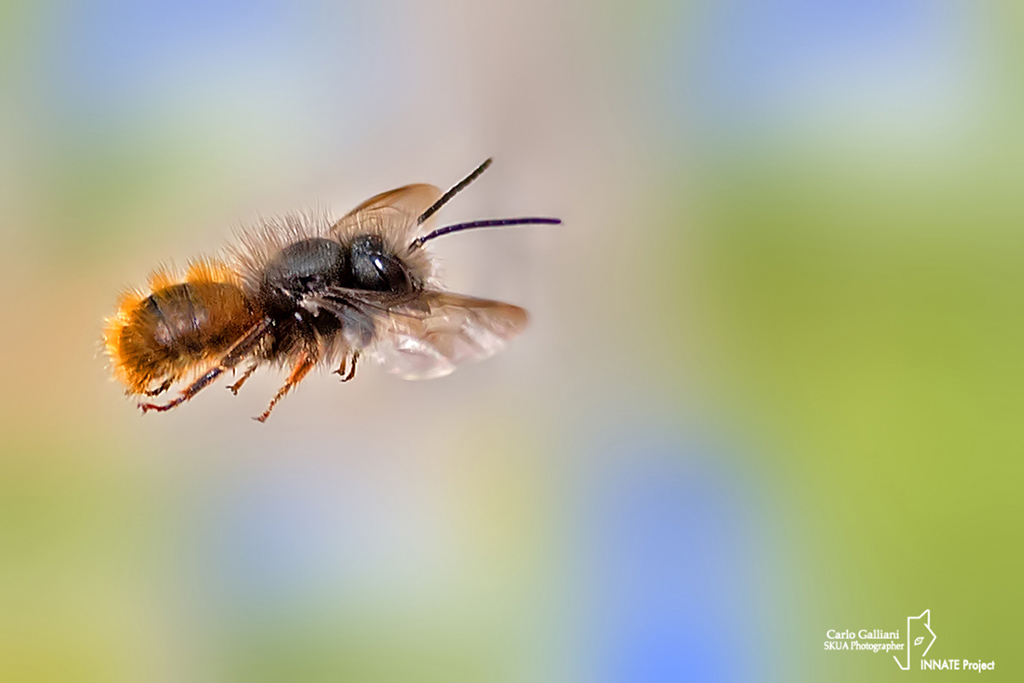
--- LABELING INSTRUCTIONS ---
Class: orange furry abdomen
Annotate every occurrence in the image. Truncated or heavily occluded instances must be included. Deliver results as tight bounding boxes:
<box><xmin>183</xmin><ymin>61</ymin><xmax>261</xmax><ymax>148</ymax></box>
<box><xmin>104</xmin><ymin>263</ymin><xmax>256</xmax><ymax>395</ymax></box>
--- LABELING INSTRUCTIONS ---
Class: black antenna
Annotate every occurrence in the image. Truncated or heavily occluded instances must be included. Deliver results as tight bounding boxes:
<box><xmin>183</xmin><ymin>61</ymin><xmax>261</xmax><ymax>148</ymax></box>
<box><xmin>416</xmin><ymin>158</ymin><xmax>493</xmax><ymax>226</ymax></box>
<box><xmin>410</xmin><ymin>158</ymin><xmax>560</xmax><ymax>249</ymax></box>
<box><xmin>410</xmin><ymin>217</ymin><xmax>561</xmax><ymax>249</ymax></box>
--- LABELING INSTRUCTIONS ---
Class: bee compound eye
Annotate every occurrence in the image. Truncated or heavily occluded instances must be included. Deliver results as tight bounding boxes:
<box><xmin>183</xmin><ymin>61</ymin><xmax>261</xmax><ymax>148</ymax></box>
<box><xmin>349</xmin><ymin>235</ymin><xmax>409</xmax><ymax>292</ymax></box>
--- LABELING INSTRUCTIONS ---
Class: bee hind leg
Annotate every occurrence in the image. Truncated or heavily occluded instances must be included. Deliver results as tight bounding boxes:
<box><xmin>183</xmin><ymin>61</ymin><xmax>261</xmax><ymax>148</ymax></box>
<box><xmin>255</xmin><ymin>352</ymin><xmax>316</xmax><ymax>423</ymax></box>
<box><xmin>139</xmin><ymin>366</ymin><xmax>227</xmax><ymax>414</ymax></box>
<box><xmin>138</xmin><ymin>318</ymin><xmax>271</xmax><ymax>415</ymax></box>
<box><xmin>143</xmin><ymin>379</ymin><xmax>173</xmax><ymax>397</ymax></box>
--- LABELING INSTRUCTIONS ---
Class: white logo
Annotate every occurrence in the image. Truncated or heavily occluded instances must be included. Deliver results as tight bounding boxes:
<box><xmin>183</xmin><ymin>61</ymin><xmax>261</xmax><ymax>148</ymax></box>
<box><xmin>824</xmin><ymin>610</ymin><xmax>996</xmax><ymax>673</ymax></box>
<box><xmin>893</xmin><ymin>609</ymin><xmax>936</xmax><ymax>670</ymax></box>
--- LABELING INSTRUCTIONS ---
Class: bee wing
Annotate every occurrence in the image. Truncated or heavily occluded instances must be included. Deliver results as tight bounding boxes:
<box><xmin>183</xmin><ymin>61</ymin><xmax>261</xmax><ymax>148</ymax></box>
<box><xmin>318</xmin><ymin>287</ymin><xmax>528</xmax><ymax>380</ymax></box>
<box><xmin>330</xmin><ymin>184</ymin><xmax>443</xmax><ymax>244</ymax></box>
<box><xmin>342</xmin><ymin>184</ymin><xmax>443</xmax><ymax>218</ymax></box>
<box><xmin>374</xmin><ymin>290</ymin><xmax>529</xmax><ymax>380</ymax></box>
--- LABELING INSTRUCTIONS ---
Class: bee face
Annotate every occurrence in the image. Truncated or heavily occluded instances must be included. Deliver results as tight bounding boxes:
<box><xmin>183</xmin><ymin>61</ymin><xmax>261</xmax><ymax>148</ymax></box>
<box><xmin>103</xmin><ymin>159</ymin><xmax>561</xmax><ymax>421</ymax></box>
<box><xmin>349</xmin><ymin>234</ymin><xmax>411</xmax><ymax>293</ymax></box>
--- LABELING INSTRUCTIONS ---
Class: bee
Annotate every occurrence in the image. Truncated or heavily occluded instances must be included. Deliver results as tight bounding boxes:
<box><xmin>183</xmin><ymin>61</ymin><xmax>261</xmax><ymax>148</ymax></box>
<box><xmin>104</xmin><ymin>159</ymin><xmax>560</xmax><ymax>422</ymax></box>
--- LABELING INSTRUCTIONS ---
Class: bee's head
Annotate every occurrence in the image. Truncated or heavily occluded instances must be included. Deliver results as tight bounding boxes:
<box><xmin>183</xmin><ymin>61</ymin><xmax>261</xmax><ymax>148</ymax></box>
<box><xmin>349</xmin><ymin>234</ymin><xmax>410</xmax><ymax>292</ymax></box>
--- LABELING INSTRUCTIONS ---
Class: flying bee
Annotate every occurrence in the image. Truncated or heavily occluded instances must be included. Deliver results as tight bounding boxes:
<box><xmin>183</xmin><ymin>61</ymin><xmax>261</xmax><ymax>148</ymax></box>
<box><xmin>104</xmin><ymin>159</ymin><xmax>560</xmax><ymax>421</ymax></box>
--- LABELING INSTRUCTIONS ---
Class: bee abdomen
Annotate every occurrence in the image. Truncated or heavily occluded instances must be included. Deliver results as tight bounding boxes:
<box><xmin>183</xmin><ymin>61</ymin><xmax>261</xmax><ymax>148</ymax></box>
<box><xmin>105</xmin><ymin>275</ymin><xmax>256</xmax><ymax>395</ymax></box>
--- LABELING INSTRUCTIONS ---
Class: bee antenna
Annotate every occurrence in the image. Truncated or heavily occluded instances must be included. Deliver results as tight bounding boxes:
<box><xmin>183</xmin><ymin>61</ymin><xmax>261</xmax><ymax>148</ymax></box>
<box><xmin>409</xmin><ymin>217</ymin><xmax>562</xmax><ymax>249</ymax></box>
<box><xmin>417</xmin><ymin>158</ymin><xmax>494</xmax><ymax>226</ymax></box>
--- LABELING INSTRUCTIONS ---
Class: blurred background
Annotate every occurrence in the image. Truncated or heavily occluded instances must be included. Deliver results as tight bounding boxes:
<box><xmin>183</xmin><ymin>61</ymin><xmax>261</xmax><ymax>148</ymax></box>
<box><xmin>1</xmin><ymin>1</ymin><xmax>1021</xmax><ymax>681</ymax></box>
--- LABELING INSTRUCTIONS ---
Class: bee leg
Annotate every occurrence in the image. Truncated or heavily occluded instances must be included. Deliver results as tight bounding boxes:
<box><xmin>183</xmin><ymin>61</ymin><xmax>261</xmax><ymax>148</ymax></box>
<box><xmin>143</xmin><ymin>379</ymin><xmax>173</xmax><ymax>397</ymax></box>
<box><xmin>255</xmin><ymin>353</ymin><xmax>316</xmax><ymax>423</ymax></box>
<box><xmin>140</xmin><ymin>368</ymin><xmax>222</xmax><ymax>413</ymax></box>
<box><xmin>227</xmin><ymin>363</ymin><xmax>259</xmax><ymax>395</ymax></box>
<box><xmin>138</xmin><ymin>318</ymin><xmax>271</xmax><ymax>414</ymax></box>
<box><xmin>333</xmin><ymin>350</ymin><xmax>359</xmax><ymax>382</ymax></box>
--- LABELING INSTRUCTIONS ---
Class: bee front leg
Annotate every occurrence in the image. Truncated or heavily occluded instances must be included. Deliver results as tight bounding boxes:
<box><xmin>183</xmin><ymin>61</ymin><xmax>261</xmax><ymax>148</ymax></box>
<box><xmin>333</xmin><ymin>350</ymin><xmax>359</xmax><ymax>382</ymax></box>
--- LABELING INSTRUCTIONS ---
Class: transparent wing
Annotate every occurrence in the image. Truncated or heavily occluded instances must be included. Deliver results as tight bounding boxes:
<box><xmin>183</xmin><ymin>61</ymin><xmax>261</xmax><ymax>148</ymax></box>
<box><xmin>343</xmin><ymin>184</ymin><xmax>442</xmax><ymax>218</ymax></box>
<box><xmin>317</xmin><ymin>287</ymin><xmax>528</xmax><ymax>380</ymax></box>
<box><xmin>330</xmin><ymin>184</ymin><xmax>443</xmax><ymax>244</ymax></box>
<box><xmin>375</xmin><ymin>290</ymin><xmax>529</xmax><ymax>380</ymax></box>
